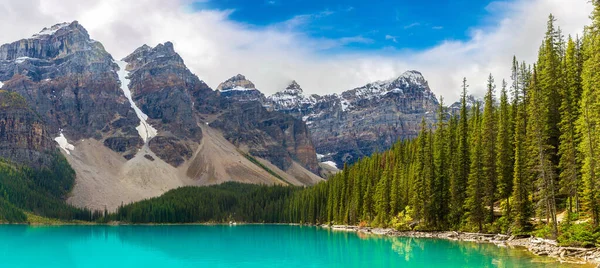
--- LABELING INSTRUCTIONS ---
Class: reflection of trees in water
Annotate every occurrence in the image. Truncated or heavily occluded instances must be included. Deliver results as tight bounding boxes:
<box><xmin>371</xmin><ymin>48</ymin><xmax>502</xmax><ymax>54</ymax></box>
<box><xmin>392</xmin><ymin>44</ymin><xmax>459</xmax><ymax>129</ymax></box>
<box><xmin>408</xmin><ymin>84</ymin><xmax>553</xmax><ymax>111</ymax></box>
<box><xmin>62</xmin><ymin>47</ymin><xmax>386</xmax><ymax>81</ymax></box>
<box><xmin>390</xmin><ymin>237</ymin><xmax>414</xmax><ymax>262</ymax></box>
<box><xmin>1</xmin><ymin>226</ymin><xmax>581</xmax><ymax>267</ymax></box>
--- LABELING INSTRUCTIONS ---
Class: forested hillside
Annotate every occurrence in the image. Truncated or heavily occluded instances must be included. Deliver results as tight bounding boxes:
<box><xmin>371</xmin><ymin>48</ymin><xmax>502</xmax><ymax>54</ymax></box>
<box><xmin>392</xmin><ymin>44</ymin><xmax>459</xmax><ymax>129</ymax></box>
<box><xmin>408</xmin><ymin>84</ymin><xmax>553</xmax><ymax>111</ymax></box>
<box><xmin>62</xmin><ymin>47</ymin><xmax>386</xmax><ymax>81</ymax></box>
<box><xmin>0</xmin><ymin>155</ymin><xmax>102</xmax><ymax>223</ymax></box>
<box><xmin>283</xmin><ymin>6</ymin><xmax>600</xmax><ymax>244</ymax></box>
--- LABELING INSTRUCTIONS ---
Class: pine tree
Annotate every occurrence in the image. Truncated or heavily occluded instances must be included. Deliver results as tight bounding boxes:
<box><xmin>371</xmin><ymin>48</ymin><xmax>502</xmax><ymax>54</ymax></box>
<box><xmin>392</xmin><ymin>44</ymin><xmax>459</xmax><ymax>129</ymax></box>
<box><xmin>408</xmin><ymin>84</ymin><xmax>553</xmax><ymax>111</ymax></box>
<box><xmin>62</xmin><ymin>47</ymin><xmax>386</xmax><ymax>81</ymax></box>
<box><xmin>482</xmin><ymin>74</ymin><xmax>498</xmax><ymax>223</ymax></box>
<box><xmin>466</xmin><ymin>102</ymin><xmax>485</xmax><ymax>232</ymax></box>
<box><xmin>527</xmin><ymin>66</ymin><xmax>558</xmax><ymax>237</ymax></box>
<box><xmin>559</xmin><ymin>37</ymin><xmax>582</xmax><ymax>214</ymax></box>
<box><xmin>450</xmin><ymin>78</ymin><xmax>470</xmax><ymax>226</ymax></box>
<box><xmin>433</xmin><ymin>97</ymin><xmax>449</xmax><ymax>228</ymax></box>
<box><xmin>538</xmin><ymin>15</ymin><xmax>562</xmax><ymax>169</ymax></box>
<box><xmin>411</xmin><ymin>118</ymin><xmax>429</xmax><ymax>222</ymax></box>
<box><xmin>577</xmin><ymin>0</ymin><xmax>600</xmax><ymax>226</ymax></box>
<box><xmin>497</xmin><ymin>79</ymin><xmax>514</xmax><ymax>219</ymax></box>
<box><xmin>374</xmin><ymin>166</ymin><xmax>391</xmax><ymax>226</ymax></box>
<box><xmin>512</xmin><ymin>82</ymin><xmax>532</xmax><ymax>231</ymax></box>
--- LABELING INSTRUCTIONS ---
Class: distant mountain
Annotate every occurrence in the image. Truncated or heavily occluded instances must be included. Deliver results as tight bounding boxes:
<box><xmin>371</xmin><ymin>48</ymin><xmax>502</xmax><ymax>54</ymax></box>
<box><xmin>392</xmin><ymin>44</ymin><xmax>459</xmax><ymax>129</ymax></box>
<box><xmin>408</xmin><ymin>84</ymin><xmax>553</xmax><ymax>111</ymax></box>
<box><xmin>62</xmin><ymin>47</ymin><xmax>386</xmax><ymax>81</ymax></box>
<box><xmin>449</xmin><ymin>94</ymin><xmax>483</xmax><ymax>114</ymax></box>
<box><xmin>217</xmin><ymin>74</ymin><xmax>266</xmax><ymax>103</ymax></box>
<box><xmin>0</xmin><ymin>21</ymin><xmax>322</xmax><ymax>212</ymax></box>
<box><xmin>219</xmin><ymin>70</ymin><xmax>439</xmax><ymax>167</ymax></box>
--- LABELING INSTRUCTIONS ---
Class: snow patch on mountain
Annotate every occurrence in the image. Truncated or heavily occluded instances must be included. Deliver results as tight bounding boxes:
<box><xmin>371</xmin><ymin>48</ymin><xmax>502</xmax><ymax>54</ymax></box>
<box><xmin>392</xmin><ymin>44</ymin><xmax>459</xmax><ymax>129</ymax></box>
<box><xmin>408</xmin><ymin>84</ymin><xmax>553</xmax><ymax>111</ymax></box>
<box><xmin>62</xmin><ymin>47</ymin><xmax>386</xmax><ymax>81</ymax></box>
<box><xmin>15</xmin><ymin>57</ymin><xmax>30</xmax><ymax>64</ymax></box>
<box><xmin>32</xmin><ymin>22</ymin><xmax>71</xmax><ymax>38</ymax></box>
<box><xmin>220</xmin><ymin>86</ymin><xmax>256</xmax><ymax>92</ymax></box>
<box><xmin>322</xmin><ymin>161</ymin><xmax>338</xmax><ymax>169</ymax></box>
<box><xmin>55</xmin><ymin>130</ymin><xmax>75</xmax><ymax>155</ymax></box>
<box><xmin>115</xmin><ymin>60</ymin><xmax>157</xmax><ymax>143</ymax></box>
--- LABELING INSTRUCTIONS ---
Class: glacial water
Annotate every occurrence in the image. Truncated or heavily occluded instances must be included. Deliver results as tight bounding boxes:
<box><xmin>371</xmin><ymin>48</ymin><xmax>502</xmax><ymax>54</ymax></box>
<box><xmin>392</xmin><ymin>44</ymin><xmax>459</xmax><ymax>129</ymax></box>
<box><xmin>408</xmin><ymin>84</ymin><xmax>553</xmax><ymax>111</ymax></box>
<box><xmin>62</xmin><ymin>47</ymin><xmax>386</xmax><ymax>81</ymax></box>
<box><xmin>0</xmin><ymin>225</ymin><xmax>588</xmax><ymax>267</ymax></box>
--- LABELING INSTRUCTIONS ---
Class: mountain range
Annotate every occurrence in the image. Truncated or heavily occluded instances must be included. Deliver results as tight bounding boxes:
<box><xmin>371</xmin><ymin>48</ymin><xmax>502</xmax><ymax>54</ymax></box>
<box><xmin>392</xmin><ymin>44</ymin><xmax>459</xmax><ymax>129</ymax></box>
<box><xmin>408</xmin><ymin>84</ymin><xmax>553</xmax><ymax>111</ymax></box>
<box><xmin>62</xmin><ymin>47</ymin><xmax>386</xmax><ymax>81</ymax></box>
<box><xmin>0</xmin><ymin>21</ymin><xmax>440</xmax><ymax>211</ymax></box>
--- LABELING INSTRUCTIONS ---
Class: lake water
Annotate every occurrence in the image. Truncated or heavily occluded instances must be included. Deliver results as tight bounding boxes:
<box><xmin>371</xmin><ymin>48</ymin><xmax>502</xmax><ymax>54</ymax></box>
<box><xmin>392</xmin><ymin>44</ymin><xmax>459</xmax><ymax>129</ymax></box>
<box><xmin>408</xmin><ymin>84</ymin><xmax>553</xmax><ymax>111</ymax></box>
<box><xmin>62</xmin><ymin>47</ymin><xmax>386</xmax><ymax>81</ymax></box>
<box><xmin>0</xmin><ymin>225</ymin><xmax>587</xmax><ymax>267</ymax></box>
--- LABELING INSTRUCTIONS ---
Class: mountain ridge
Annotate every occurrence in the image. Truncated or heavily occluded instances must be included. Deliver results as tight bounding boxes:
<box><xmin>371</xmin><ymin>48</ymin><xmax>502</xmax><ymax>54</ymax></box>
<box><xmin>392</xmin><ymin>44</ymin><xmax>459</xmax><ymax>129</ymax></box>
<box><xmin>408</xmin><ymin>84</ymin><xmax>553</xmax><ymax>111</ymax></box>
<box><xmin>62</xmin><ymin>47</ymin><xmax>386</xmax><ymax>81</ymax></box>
<box><xmin>217</xmin><ymin>70</ymin><xmax>439</xmax><ymax>167</ymax></box>
<box><xmin>0</xmin><ymin>21</ymin><xmax>323</xmax><ymax>211</ymax></box>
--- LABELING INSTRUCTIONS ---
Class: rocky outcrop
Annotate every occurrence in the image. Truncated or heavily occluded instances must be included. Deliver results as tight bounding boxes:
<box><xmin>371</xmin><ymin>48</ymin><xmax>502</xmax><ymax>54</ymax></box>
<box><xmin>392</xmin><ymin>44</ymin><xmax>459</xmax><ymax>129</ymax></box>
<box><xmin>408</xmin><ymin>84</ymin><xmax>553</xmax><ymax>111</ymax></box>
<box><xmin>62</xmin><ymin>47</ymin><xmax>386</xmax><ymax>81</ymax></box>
<box><xmin>0</xmin><ymin>90</ymin><xmax>55</xmax><ymax>167</ymax></box>
<box><xmin>217</xmin><ymin>74</ymin><xmax>267</xmax><ymax>103</ymax></box>
<box><xmin>266</xmin><ymin>71</ymin><xmax>438</xmax><ymax>167</ymax></box>
<box><xmin>122</xmin><ymin>42</ymin><xmax>212</xmax><ymax>166</ymax></box>
<box><xmin>0</xmin><ymin>21</ymin><xmax>142</xmax><ymax>158</ymax></box>
<box><xmin>210</xmin><ymin>99</ymin><xmax>320</xmax><ymax>174</ymax></box>
<box><xmin>148</xmin><ymin>136</ymin><xmax>193</xmax><ymax>167</ymax></box>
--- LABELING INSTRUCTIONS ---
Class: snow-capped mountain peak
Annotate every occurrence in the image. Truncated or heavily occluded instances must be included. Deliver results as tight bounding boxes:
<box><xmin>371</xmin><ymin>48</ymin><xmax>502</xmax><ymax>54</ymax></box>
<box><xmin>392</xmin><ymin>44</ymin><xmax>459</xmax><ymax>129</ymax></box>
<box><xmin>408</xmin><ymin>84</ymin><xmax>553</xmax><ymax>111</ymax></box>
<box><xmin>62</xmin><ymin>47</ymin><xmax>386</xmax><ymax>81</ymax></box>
<box><xmin>217</xmin><ymin>74</ymin><xmax>257</xmax><ymax>92</ymax></box>
<box><xmin>217</xmin><ymin>74</ymin><xmax>266</xmax><ymax>102</ymax></box>
<box><xmin>268</xmin><ymin>80</ymin><xmax>316</xmax><ymax>111</ymax></box>
<box><xmin>32</xmin><ymin>22</ymin><xmax>72</xmax><ymax>38</ymax></box>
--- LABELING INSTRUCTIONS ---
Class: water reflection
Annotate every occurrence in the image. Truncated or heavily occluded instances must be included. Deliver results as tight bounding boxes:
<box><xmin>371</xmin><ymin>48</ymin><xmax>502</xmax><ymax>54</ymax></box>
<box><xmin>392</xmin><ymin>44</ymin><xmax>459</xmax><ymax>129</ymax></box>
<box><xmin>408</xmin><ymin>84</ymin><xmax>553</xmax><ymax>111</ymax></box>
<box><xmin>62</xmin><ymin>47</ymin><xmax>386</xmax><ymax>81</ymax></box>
<box><xmin>0</xmin><ymin>225</ymin><xmax>591</xmax><ymax>268</ymax></box>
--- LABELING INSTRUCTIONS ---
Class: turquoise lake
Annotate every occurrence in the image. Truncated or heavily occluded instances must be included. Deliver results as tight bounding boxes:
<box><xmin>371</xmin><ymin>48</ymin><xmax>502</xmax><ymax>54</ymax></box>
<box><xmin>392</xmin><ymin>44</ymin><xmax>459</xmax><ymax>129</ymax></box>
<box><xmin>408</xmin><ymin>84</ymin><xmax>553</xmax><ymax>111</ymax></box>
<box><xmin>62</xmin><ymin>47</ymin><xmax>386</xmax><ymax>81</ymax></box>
<box><xmin>0</xmin><ymin>225</ymin><xmax>587</xmax><ymax>267</ymax></box>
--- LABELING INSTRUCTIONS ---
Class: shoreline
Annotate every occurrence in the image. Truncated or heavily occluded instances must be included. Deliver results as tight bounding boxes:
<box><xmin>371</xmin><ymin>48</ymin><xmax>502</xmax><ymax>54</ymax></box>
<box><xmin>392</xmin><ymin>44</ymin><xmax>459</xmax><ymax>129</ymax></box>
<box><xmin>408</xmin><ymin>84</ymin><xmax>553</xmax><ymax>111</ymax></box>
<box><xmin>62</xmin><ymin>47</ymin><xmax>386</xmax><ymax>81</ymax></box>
<box><xmin>324</xmin><ymin>225</ymin><xmax>600</xmax><ymax>266</ymax></box>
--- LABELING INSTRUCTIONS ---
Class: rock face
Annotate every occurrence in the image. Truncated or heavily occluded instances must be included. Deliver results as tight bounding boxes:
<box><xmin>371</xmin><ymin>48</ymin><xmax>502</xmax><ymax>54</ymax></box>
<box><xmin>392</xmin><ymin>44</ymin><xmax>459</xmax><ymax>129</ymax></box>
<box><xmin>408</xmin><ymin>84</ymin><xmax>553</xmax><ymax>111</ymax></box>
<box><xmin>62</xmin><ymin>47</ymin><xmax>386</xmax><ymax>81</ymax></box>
<box><xmin>0</xmin><ymin>21</ymin><xmax>142</xmax><ymax>158</ymax></box>
<box><xmin>264</xmin><ymin>71</ymin><xmax>439</xmax><ymax>166</ymax></box>
<box><xmin>122</xmin><ymin>42</ymin><xmax>210</xmax><ymax>166</ymax></box>
<box><xmin>217</xmin><ymin>74</ymin><xmax>267</xmax><ymax>103</ymax></box>
<box><xmin>210</xmin><ymin>100</ymin><xmax>320</xmax><ymax>174</ymax></box>
<box><xmin>0</xmin><ymin>90</ymin><xmax>55</xmax><ymax>167</ymax></box>
<box><xmin>213</xmin><ymin>71</ymin><xmax>438</xmax><ymax>167</ymax></box>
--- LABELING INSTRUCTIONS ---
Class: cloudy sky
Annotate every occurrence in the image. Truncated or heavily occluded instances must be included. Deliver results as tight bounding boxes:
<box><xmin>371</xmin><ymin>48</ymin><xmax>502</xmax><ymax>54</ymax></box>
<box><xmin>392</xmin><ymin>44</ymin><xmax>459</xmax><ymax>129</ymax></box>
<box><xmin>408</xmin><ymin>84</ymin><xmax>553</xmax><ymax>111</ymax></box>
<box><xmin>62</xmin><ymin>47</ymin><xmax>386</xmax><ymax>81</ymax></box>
<box><xmin>0</xmin><ymin>0</ymin><xmax>592</xmax><ymax>101</ymax></box>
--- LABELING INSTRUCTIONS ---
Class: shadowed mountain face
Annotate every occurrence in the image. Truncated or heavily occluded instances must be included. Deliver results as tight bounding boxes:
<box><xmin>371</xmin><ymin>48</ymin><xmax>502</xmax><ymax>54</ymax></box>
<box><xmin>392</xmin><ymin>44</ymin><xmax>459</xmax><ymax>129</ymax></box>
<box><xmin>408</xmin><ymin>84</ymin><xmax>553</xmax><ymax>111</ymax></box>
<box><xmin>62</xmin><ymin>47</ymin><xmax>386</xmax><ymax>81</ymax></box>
<box><xmin>0</xmin><ymin>21</ymin><xmax>142</xmax><ymax>159</ymax></box>
<box><xmin>0</xmin><ymin>90</ymin><xmax>55</xmax><ymax>168</ymax></box>
<box><xmin>221</xmin><ymin>72</ymin><xmax>439</xmax><ymax>167</ymax></box>
<box><xmin>0</xmin><ymin>21</ymin><xmax>323</xmax><ymax>210</ymax></box>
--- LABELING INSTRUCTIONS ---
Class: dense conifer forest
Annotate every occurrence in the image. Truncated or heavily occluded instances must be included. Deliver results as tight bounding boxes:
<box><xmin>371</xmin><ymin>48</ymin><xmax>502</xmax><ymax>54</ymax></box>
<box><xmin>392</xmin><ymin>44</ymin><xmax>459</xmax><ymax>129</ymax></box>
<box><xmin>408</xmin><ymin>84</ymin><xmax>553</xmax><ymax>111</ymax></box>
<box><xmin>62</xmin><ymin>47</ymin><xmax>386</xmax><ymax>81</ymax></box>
<box><xmin>0</xmin><ymin>154</ymin><xmax>102</xmax><ymax>223</ymax></box>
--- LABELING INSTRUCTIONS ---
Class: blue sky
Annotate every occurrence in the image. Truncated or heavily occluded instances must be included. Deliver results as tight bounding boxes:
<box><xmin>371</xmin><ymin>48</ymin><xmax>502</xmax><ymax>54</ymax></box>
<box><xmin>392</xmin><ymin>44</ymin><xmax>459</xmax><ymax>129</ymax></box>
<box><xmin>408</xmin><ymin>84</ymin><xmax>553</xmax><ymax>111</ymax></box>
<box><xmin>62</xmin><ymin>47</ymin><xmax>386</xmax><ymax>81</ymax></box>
<box><xmin>193</xmin><ymin>0</ymin><xmax>501</xmax><ymax>51</ymax></box>
<box><xmin>4</xmin><ymin>0</ymin><xmax>589</xmax><ymax>101</ymax></box>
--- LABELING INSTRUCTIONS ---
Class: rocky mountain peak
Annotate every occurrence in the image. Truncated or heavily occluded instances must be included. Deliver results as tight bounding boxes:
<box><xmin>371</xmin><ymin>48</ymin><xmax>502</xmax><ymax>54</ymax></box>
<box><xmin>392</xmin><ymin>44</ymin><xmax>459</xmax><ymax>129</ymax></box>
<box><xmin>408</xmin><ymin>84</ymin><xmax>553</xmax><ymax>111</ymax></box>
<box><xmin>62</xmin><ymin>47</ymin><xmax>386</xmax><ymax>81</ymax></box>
<box><xmin>31</xmin><ymin>21</ymin><xmax>84</xmax><ymax>39</ymax></box>
<box><xmin>123</xmin><ymin>42</ymin><xmax>185</xmax><ymax>71</ymax></box>
<box><xmin>285</xmin><ymin>80</ymin><xmax>302</xmax><ymax>93</ymax></box>
<box><xmin>217</xmin><ymin>74</ymin><xmax>256</xmax><ymax>91</ymax></box>
<box><xmin>267</xmin><ymin>80</ymin><xmax>315</xmax><ymax>112</ymax></box>
<box><xmin>449</xmin><ymin>94</ymin><xmax>482</xmax><ymax>113</ymax></box>
<box><xmin>216</xmin><ymin>74</ymin><xmax>265</xmax><ymax>103</ymax></box>
<box><xmin>0</xmin><ymin>21</ymin><xmax>113</xmax><ymax>82</ymax></box>
<box><xmin>398</xmin><ymin>70</ymin><xmax>425</xmax><ymax>82</ymax></box>
<box><xmin>263</xmin><ymin>70</ymin><xmax>439</xmax><ymax>167</ymax></box>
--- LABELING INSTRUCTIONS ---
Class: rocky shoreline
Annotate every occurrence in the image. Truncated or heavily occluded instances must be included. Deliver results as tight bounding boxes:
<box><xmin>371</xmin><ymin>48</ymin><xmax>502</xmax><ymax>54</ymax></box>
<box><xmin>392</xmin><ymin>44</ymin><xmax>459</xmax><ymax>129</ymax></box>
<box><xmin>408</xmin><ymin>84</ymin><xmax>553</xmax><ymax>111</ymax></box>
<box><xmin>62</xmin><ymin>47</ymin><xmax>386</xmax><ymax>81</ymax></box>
<box><xmin>324</xmin><ymin>225</ymin><xmax>600</xmax><ymax>266</ymax></box>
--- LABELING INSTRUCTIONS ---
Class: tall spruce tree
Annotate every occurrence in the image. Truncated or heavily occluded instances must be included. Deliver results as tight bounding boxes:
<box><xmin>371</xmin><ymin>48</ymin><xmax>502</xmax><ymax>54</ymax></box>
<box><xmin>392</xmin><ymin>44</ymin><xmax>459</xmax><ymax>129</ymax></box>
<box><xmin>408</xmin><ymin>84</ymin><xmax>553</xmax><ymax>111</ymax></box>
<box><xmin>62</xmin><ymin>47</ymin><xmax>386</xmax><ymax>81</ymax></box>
<box><xmin>559</xmin><ymin>37</ymin><xmax>582</xmax><ymax>214</ymax></box>
<box><xmin>411</xmin><ymin>118</ymin><xmax>429</xmax><ymax>222</ymax></box>
<box><xmin>577</xmin><ymin>0</ymin><xmax>600</xmax><ymax>226</ymax></box>
<box><xmin>527</xmin><ymin>66</ymin><xmax>558</xmax><ymax>237</ymax></box>
<box><xmin>466</xmin><ymin>102</ymin><xmax>485</xmax><ymax>232</ymax></box>
<box><xmin>482</xmin><ymin>74</ymin><xmax>498</xmax><ymax>223</ymax></box>
<box><xmin>497</xmin><ymin>79</ymin><xmax>514</xmax><ymax>219</ymax></box>
<box><xmin>433</xmin><ymin>97</ymin><xmax>449</xmax><ymax>228</ymax></box>
<box><xmin>450</xmin><ymin>78</ymin><xmax>470</xmax><ymax>226</ymax></box>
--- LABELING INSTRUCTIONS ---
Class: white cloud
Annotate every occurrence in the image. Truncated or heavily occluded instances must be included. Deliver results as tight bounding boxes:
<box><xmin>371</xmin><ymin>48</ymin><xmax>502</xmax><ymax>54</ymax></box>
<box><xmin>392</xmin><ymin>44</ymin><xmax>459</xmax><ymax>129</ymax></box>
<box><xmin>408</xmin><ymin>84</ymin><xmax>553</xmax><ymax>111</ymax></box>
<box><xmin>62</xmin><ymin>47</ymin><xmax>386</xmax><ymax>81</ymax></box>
<box><xmin>385</xmin><ymin>35</ymin><xmax>398</xmax><ymax>43</ymax></box>
<box><xmin>0</xmin><ymin>0</ymin><xmax>592</xmax><ymax>102</ymax></box>
<box><xmin>404</xmin><ymin>22</ymin><xmax>421</xmax><ymax>29</ymax></box>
